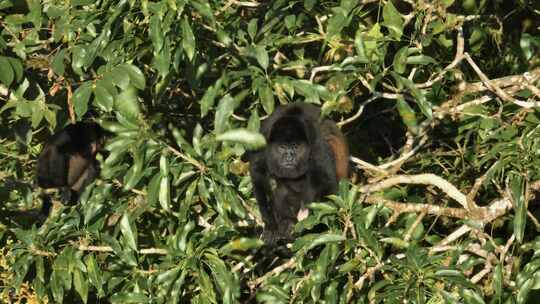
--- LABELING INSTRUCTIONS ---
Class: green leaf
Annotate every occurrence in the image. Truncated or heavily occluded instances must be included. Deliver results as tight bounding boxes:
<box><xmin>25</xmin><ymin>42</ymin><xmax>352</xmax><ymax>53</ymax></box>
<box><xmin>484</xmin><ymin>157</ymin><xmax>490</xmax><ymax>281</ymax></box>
<box><xmin>393</xmin><ymin>72</ymin><xmax>432</xmax><ymax>119</ymax></box>
<box><xmin>149</xmin><ymin>15</ymin><xmax>164</xmax><ymax>51</ymax></box>
<box><xmin>177</xmin><ymin>221</ymin><xmax>195</xmax><ymax>252</ymax></box>
<box><xmin>304</xmin><ymin>0</ymin><xmax>316</xmax><ymax>10</ymax></box>
<box><xmin>530</xmin><ymin>270</ymin><xmax>540</xmax><ymax>290</ymax></box>
<box><xmin>510</xmin><ymin>173</ymin><xmax>526</xmax><ymax>243</ymax></box>
<box><xmin>247</xmin><ymin>109</ymin><xmax>260</xmax><ymax>131</ymax></box>
<box><xmin>392</xmin><ymin>46</ymin><xmax>408</xmax><ymax>74</ymax></box>
<box><xmin>204</xmin><ymin>253</ymin><xmax>238</xmax><ymax>303</ymax></box>
<box><xmin>254</xmin><ymin>45</ymin><xmax>269</xmax><ymax>70</ymax></box>
<box><xmin>214</xmin><ymin>94</ymin><xmax>237</xmax><ymax>134</ymax></box>
<box><xmin>155</xmin><ymin>267</ymin><xmax>181</xmax><ymax>286</ymax></box>
<box><xmin>293</xmin><ymin>79</ymin><xmax>320</xmax><ymax>104</ymax></box>
<box><xmin>407</xmin><ymin>55</ymin><xmax>436</xmax><ymax>65</ymax></box>
<box><xmin>114</xmin><ymin>86</ymin><xmax>141</xmax><ymax>122</ymax></box>
<box><xmin>493</xmin><ymin>264</ymin><xmax>503</xmax><ymax>300</ymax></box>
<box><xmin>284</xmin><ymin>15</ymin><xmax>296</xmax><ymax>31</ymax></box>
<box><xmin>380</xmin><ymin>237</ymin><xmax>410</xmax><ymax>248</ymax></box>
<box><xmin>190</xmin><ymin>1</ymin><xmax>215</xmax><ymax>25</ymax></box>
<box><xmin>73</xmin><ymin>270</ymin><xmax>88</xmax><ymax>304</ymax></box>
<box><xmin>154</xmin><ymin>38</ymin><xmax>171</xmax><ymax>77</ymax></box>
<box><xmin>159</xmin><ymin>153</ymin><xmax>170</xmax><ymax>176</ymax></box>
<box><xmin>146</xmin><ymin>173</ymin><xmax>161</xmax><ymax>207</ymax></box>
<box><xmin>200</xmin><ymin>75</ymin><xmax>224</xmax><ymax>117</ymax></box>
<box><xmin>462</xmin><ymin>289</ymin><xmax>486</xmax><ymax>304</ymax></box>
<box><xmin>120</xmin><ymin>214</ymin><xmax>137</xmax><ymax>251</ymax></box>
<box><xmin>364</xmin><ymin>23</ymin><xmax>384</xmax><ymax>60</ymax></box>
<box><xmin>434</xmin><ymin>270</ymin><xmax>463</xmax><ymax>277</ymax></box>
<box><xmin>324</xmin><ymin>281</ymin><xmax>338</xmax><ymax>303</ymax></box>
<box><xmin>7</xmin><ymin>57</ymin><xmax>23</xmax><ymax>82</ymax></box>
<box><xmin>100</xmin><ymin>120</ymin><xmax>134</xmax><ymax>134</ymax></box>
<box><xmin>122</xmin><ymin>64</ymin><xmax>146</xmax><ymax>90</ymax></box>
<box><xmin>181</xmin><ymin>18</ymin><xmax>196</xmax><ymax>61</ymax></box>
<box><xmin>94</xmin><ymin>82</ymin><xmax>114</xmax><ymax>112</ymax></box>
<box><xmin>123</xmin><ymin>145</ymin><xmax>144</xmax><ymax>190</ymax></box>
<box><xmin>110</xmin><ymin>292</ymin><xmax>149</xmax><ymax>303</ymax></box>
<box><xmin>159</xmin><ymin>176</ymin><xmax>171</xmax><ymax>211</ymax></box>
<box><xmin>354</xmin><ymin>28</ymin><xmax>367</xmax><ymax>60</ymax></box>
<box><xmin>217</xmin><ymin>29</ymin><xmax>232</xmax><ymax>47</ymax></box>
<box><xmin>517</xmin><ymin>278</ymin><xmax>533</xmax><ymax>304</ymax></box>
<box><xmin>258</xmin><ymin>84</ymin><xmax>274</xmax><ymax>115</ymax></box>
<box><xmin>216</xmin><ymin>128</ymin><xmax>266</xmax><ymax>150</ymax></box>
<box><xmin>52</xmin><ymin>49</ymin><xmax>66</xmax><ymax>76</ymax></box>
<box><xmin>382</xmin><ymin>1</ymin><xmax>403</xmax><ymax>40</ymax></box>
<box><xmin>31</xmin><ymin>103</ymin><xmax>44</xmax><ymax>127</ymax></box>
<box><xmin>0</xmin><ymin>56</ymin><xmax>14</xmax><ymax>86</ymax></box>
<box><xmin>248</xmin><ymin>18</ymin><xmax>258</xmax><ymax>40</ymax></box>
<box><xmin>294</xmin><ymin>233</ymin><xmax>346</xmax><ymax>252</ymax></box>
<box><xmin>50</xmin><ymin>271</ymin><xmax>64</xmax><ymax>303</ymax></box>
<box><xmin>73</xmin><ymin>82</ymin><xmax>92</xmax><ymax>119</ymax></box>
<box><xmin>221</xmin><ymin>238</ymin><xmax>264</xmax><ymax>252</ymax></box>
<box><xmin>111</xmin><ymin>66</ymin><xmax>131</xmax><ymax>90</ymax></box>
<box><xmin>85</xmin><ymin>254</ymin><xmax>103</xmax><ymax>296</ymax></box>
<box><xmin>327</xmin><ymin>9</ymin><xmax>348</xmax><ymax>38</ymax></box>
<box><xmin>71</xmin><ymin>46</ymin><xmax>87</xmax><ymax>75</ymax></box>
<box><xmin>396</xmin><ymin>96</ymin><xmax>418</xmax><ymax>133</ymax></box>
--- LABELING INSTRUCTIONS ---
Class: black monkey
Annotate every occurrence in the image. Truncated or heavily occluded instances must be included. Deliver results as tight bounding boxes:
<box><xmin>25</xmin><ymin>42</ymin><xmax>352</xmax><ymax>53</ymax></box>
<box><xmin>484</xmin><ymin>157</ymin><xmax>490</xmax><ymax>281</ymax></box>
<box><xmin>243</xmin><ymin>103</ymin><xmax>349</xmax><ymax>244</ymax></box>
<box><xmin>36</xmin><ymin>122</ymin><xmax>103</xmax><ymax>204</ymax></box>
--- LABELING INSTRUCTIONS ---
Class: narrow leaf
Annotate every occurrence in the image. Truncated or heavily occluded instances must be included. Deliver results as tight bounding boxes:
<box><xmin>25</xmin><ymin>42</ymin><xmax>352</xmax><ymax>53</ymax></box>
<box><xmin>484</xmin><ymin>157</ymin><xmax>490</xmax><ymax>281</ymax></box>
<box><xmin>216</xmin><ymin>128</ymin><xmax>266</xmax><ymax>149</ymax></box>
<box><xmin>73</xmin><ymin>82</ymin><xmax>92</xmax><ymax>119</ymax></box>
<box><xmin>120</xmin><ymin>214</ymin><xmax>137</xmax><ymax>251</ymax></box>
<box><xmin>181</xmin><ymin>18</ymin><xmax>196</xmax><ymax>61</ymax></box>
<box><xmin>382</xmin><ymin>1</ymin><xmax>403</xmax><ymax>40</ymax></box>
<box><xmin>255</xmin><ymin>45</ymin><xmax>269</xmax><ymax>70</ymax></box>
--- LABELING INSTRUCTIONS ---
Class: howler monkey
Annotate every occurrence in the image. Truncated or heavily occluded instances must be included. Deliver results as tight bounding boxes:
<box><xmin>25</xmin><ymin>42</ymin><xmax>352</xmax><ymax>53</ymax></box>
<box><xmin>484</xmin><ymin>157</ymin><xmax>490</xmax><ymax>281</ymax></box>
<box><xmin>36</xmin><ymin>122</ymin><xmax>104</xmax><ymax>204</ymax></box>
<box><xmin>243</xmin><ymin>103</ymin><xmax>349</xmax><ymax>244</ymax></box>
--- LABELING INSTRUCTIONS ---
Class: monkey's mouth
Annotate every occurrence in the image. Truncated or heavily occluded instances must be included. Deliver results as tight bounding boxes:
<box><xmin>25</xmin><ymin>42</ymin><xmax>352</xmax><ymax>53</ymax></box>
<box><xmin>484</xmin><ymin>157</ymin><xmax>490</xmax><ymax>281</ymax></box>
<box><xmin>281</xmin><ymin>160</ymin><xmax>297</xmax><ymax>168</ymax></box>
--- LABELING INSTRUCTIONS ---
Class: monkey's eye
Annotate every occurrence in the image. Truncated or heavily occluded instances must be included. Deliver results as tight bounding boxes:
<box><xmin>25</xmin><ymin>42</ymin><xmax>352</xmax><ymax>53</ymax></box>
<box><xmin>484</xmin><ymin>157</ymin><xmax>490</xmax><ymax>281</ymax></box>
<box><xmin>277</xmin><ymin>143</ymin><xmax>290</xmax><ymax>152</ymax></box>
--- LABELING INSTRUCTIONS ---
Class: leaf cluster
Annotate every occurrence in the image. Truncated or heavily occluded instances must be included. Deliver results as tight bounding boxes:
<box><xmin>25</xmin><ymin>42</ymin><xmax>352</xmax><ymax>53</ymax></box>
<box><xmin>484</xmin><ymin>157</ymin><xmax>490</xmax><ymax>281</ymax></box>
<box><xmin>1</xmin><ymin>0</ymin><xmax>540</xmax><ymax>303</ymax></box>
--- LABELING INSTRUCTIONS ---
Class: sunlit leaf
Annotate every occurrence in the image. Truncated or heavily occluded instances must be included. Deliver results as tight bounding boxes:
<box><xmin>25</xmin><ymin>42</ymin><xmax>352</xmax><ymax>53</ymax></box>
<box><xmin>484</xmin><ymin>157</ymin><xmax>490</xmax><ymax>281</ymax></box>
<box><xmin>72</xmin><ymin>82</ymin><xmax>92</xmax><ymax>119</ymax></box>
<box><xmin>120</xmin><ymin>214</ymin><xmax>138</xmax><ymax>251</ymax></box>
<box><xmin>216</xmin><ymin>128</ymin><xmax>266</xmax><ymax>150</ymax></box>
<box><xmin>382</xmin><ymin>1</ymin><xmax>403</xmax><ymax>40</ymax></box>
<box><xmin>182</xmin><ymin>18</ymin><xmax>196</xmax><ymax>61</ymax></box>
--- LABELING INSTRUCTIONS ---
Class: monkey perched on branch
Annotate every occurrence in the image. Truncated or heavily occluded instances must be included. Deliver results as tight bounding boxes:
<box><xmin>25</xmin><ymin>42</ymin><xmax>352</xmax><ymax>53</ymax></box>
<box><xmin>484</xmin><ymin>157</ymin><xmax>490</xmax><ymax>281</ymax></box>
<box><xmin>36</xmin><ymin>122</ymin><xmax>104</xmax><ymax>204</ymax></box>
<box><xmin>243</xmin><ymin>103</ymin><xmax>349</xmax><ymax>245</ymax></box>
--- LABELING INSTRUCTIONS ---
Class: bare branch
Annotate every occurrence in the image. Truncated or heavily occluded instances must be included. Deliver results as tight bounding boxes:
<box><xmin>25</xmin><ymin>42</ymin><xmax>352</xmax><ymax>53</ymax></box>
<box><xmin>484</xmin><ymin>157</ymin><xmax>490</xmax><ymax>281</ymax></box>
<box><xmin>78</xmin><ymin>245</ymin><xmax>168</xmax><ymax>255</ymax></box>
<box><xmin>360</xmin><ymin>174</ymin><xmax>470</xmax><ymax>209</ymax></box>
<box><xmin>364</xmin><ymin>195</ymin><xmax>468</xmax><ymax>219</ymax></box>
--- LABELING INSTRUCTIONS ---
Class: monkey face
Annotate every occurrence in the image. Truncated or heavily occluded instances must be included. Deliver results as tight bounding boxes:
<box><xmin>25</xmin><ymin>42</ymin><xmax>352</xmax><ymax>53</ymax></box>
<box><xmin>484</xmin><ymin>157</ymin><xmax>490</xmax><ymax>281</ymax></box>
<box><xmin>272</xmin><ymin>142</ymin><xmax>309</xmax><ymax>169</ymax></box>
<box><xmin>267</xmin><ymin>116</ymin><xmax>311</xmax><ymax>179</ymax></box>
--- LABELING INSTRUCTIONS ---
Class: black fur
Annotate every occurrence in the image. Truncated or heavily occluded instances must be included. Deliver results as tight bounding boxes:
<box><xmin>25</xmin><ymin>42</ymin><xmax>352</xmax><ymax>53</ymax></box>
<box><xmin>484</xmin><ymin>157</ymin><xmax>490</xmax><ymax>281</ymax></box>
<box><xmin>36</xmin><ymin>122</ymin><xmax>103</xmax><ymax>203</ymax></box>
<box><xmin>244</xmin><ymin>103</ymin><xmax>346</xmax><ymax>244</ymax></box>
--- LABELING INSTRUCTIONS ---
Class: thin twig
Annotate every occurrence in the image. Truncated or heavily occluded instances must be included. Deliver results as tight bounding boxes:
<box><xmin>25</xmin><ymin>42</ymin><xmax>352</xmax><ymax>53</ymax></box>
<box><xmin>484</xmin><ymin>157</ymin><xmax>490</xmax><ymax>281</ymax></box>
<box><xmin>78</xmin><ymin>245</ymin><xmax>168</xmax><ymax>255</ymax></box>
<box><xmin>250</xmin><ymin>258</ymin><xmax>296</xmax><ymax>287</ymax></box>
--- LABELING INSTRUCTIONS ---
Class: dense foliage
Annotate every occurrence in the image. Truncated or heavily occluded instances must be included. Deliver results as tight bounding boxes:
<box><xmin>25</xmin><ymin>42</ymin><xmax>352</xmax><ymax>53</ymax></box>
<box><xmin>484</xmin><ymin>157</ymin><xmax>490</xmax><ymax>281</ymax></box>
<box><xmin>1</xmin><ymin>0</ymin><xmax>540</xmax><ymax>303</ymax></box>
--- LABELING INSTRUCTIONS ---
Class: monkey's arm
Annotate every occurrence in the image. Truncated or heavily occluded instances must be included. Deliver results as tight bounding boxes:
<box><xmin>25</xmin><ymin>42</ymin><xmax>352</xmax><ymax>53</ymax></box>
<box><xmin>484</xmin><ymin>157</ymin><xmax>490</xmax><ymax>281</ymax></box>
<box><xmin>247</xmin><ymin>152</ymin><xmax>279</xmax><ymax>235</ymax></box>
<box><xmin>61</xmin><ymin>155</ymin><xmax>98</xmax><ymax>204</ymax></box>
<box><xmin>36</xmin><ymin>145</ymin><xmax>68</xmax><ymax>188</ymax></box>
